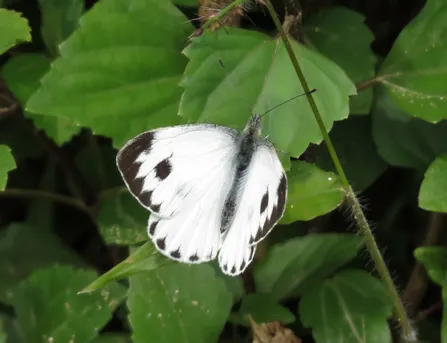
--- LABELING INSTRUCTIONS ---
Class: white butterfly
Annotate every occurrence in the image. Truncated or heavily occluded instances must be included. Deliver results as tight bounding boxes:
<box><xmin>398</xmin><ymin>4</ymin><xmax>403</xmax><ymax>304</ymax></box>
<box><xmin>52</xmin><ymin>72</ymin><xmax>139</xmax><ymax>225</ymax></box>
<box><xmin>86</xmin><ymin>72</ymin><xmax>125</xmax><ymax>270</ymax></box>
<box><xmin>116</xmin><ymin>115</ymin><xmax>287</xmax><ymax>276</ymax></box>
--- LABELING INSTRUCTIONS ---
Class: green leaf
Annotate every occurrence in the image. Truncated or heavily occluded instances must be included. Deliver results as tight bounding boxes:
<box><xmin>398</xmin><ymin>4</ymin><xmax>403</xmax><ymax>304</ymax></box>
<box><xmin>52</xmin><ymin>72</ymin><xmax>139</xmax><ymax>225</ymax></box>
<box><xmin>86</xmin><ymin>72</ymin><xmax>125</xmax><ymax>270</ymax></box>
<box><xmin>304</xmin><ymin>6</ymin><xmax>376</xmax><ymax>114</ymax></box>
<box><xmin>91</xmin><ymin>333</ymin><xmax>131</xmax><ymax>343</ymax></box>
<box><xmin>0</xmin><ymin>224</ymin><xmax>85</xmax><ymax>304</ymax></box>
<box><xmin>98</xmin><ymin>189</ymin><xmax>148</xmax><ymax>245</ymax></box>
<box><xmin>299</xmin><ymin>269</ymin><xmax>392</xmax><ymax>343</ymax></box>
<box><xmin>27</xmin><ymin>0</ymin><xmax>193</xmax><ymax>148</ymax></box>
<box><xmin>81</xmin><ymin>242</ymin><xmax>171</xmax><ymax>293</ymax></box>
<box><xmin>171</xmin><ymin>0</ymin><xmax>197</xmax><ymax>6</ymax></box>
<box><xmin>210</xmin><ymin>262</ymin><xmax>245</xmax><ymax>303</ymax></box>
<box><xmin>372</xmin><ymin>86</ymin><xmax>447</xmax><ymax>171</ymax></box>
<box><xmin>419</xmin><ymin>154</ymin><xmax>447</xmax><ymax>212</ymax></box>
<box><xmin>281</xmin><ymin>161</ymin><xmax>344</xmax><ymax>223</ymax></box>
<box><xmin>378</xmin><ymin>0</ymin><xmax>447</xmax><ymax>122</ymax></box>
<box><xmin>2</xmin><ymin>54</ymin><xmax>50</xmax><ymax>104</ymax></box>
<box><xmin>316</xmin><ymin>116</ymin><xmax>387</xmax><ymax>190</ymax></box>
<box><xmin>0</xmin><ymin>320</ymin><xmax>6</xmax><ymax>343</ymax></box>
<box><xmin>254</xmin><ymin>234</ymin><xmax>363</xmax><ymax>300</ymax></box>
<box><xmin>14</xmin><ymin>265</ymin><xmax>126</xmax><ymax>343</ymax></box>
<box><xmin>38</xmin><ymin>0</ymin><xmax>84</xmax><ymax>57</ymax></box>
<box><xmin>416</xmin><ymin>248</ymin><xmax>447</xmax><ymax>342</ymax></box>
<box><xmin>0</xmin><ymin>314</ymin><xmax>22</xmax><ymax>343</ymax></box>
<box><xmin>0</xmin><ymin>9</ymin><xmax>31</xmax><ymax>54</ymax></box>
<box><xmin>230</xmin><ymin>294</ymin><xmax>295</xmax><ymax>326</ymax></box>
<box><xmin>0</xmin><ymin>145</ymin><xmax>15</xmax><ymax>191</ymax></box>
<box><xmin>128</xmin><ymin>264</ymin><xmax>231</xmax><ymax>343</ymax></box>
<box><xmin>414</xmin><ymin>246</ymin><xmax>447</xmax><ymax>287</ymax></box>
<box><xmin>2</xmin><ymin>53</ymin><xmax>81</xmax><ymax>144</ymax></box>
<box><xmin>181</xmin><ymin>28</ymin><xmax>356</xmax><ymax>168</ymax></box>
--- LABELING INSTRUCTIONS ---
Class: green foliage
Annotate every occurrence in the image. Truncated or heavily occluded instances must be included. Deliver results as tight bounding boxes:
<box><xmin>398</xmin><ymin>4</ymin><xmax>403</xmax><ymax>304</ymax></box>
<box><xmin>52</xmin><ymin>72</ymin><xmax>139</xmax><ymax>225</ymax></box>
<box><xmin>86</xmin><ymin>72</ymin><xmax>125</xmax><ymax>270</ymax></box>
<box><xmin>378</xmin><ymin>0</ymin><xmax>447</xmax><ymax>122</ymax></box>
<box><xmin>13</xmin><ymin>265</ymin><xmax>126</xmax><ymax>343</ymax></box>
<box><xmin>171</xmin><ymin>0</ymin><xmax>197</xmax><ymax>6</ymax></box>
<box><xmin>299</xmin><ymin>270</ymin><xmax>393</xmax><ymax>343</ymax></box>
<box><xmin>0</xmin><ymin>224</ymin><xmax>84</xmax><ymax>304</ymax></box>
<box><xmin>415</xmin><ymin>247</ymin><xmax>447</xmax><ymax>343</ymax></box>
<box><xmin>281</xmin><ymin>161</ymin><xmax>344</xmax><ymax>222</ymax></box>
<box><xmin>415</xmin><ymin>247</ymin><xmax>447</xmax><ymax>287</ymax></box>
<box><xmin>81</xmin><ymin>242</ymin><xmax>171</xmax><ymax>293</ymax></box>
<box><xmin>38</xmin><ymin>0</ymin><xmax>84</xmax><ymax>57</ymax></box>
<box><xmin>2</xmin><ymin>53</ymin><xmax>81</xmax><ymax>144</ymax></box>
<box><xmin>372</xmin><ymin>86</ymin><xmax>447</xmax><ymax>171</ymax></box>
<box><xmin>230</xmin><ymin>293</ymin><xmax>295</xmax><ymax>326</ymax></box>
<box><xmin>317</xmin><ymin>116</ymin><xmax>387</xmax><ymax>190</ymax></box>
<box><xmin>419</xmin><ymin>154</ymin><xmax>447</xmax><ymax>212</ymax></box>
<box><xmin>98</xmin><ymin>190</ymin><xmax>148</xmax><ymax>245</ymax></box>
<box><xmin>0</xmin><ymin>320</ymin><xmax>6</xmax><ymax>343</ymax></box>
<box><xmin>92</xmin><ymin>334</ymin><xmax>131</xmax><ymax>343</ymax></box>
<box><xmin>254</xmin><ymin>234</ymin><xmax>363</xmax><ymax>300</ymax></box>
<box><xmin>0</xmin><ymin>145</ymin><xmax>15</xmax><ymax>190</ymax></box>
<box><xmin>1</xmin><ymin>0</ymin><xmax>446</xmax><ymax>342</ymax></box>
<box><xmin>27</xmin><ymin>0</ymin><xmax>192</xmax><ymax>148</ymax></box>
<box><xmin>304</xmin><ymin>6</ymin><xmax>376</xmax><ymax>114</ymax></box>
<box><xmin>182</xmin><ymin>28</ymin><xmax>356</xmax><ymax>168</ymax></box>
<box><xmin>0</xmin><ymin>9</ymin><xmax>31</xmax><ymax>54</ymax></box>
<box><xmin>128</xmin><ymin>264</ymin><xmax>231</xmax><ymax>343</ymax></box>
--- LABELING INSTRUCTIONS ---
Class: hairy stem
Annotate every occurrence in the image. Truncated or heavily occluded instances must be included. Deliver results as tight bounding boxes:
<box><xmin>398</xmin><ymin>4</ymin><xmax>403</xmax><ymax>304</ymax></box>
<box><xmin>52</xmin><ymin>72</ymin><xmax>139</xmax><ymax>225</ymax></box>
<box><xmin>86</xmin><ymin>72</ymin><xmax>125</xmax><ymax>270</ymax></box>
<box><xmin>200</xmin><ymin>0</ymin><xmax>245</xmax><ymax>30</ymax></box>
<box><xmin>262</xmin><ymin>0</ymin><xmax>416</xmax><ymax>340</ymax></box>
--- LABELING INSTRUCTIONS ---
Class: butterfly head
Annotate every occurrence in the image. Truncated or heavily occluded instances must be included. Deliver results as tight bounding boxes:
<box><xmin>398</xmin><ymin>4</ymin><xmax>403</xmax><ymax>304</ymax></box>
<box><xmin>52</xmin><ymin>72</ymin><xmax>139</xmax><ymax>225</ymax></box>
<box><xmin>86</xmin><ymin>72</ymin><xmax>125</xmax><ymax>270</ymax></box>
<box><xmin>244</xmin><ymin>114</ymin><xmax>263</xmax><ymax>137</ymax></box>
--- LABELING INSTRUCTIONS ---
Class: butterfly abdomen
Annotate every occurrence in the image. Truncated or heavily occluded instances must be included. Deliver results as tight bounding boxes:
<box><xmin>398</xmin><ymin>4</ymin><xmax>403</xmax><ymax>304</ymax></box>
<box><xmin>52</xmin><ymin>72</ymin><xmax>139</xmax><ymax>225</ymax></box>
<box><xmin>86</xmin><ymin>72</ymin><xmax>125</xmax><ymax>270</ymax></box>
<box><xmin>220</xmin><ymin>129</ymin><xmax>258</xmax><ymax>233</ymax></box>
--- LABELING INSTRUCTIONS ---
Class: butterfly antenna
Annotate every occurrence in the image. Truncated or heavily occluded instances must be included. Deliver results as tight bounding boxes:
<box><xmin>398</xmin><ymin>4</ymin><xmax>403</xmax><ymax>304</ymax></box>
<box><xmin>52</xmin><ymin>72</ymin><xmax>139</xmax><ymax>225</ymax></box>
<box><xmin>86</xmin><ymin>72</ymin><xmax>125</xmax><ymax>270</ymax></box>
<box><xmin>258</xmin><ymin>88</ymin><xmax>316</xmax><ymax>119</ymax></box>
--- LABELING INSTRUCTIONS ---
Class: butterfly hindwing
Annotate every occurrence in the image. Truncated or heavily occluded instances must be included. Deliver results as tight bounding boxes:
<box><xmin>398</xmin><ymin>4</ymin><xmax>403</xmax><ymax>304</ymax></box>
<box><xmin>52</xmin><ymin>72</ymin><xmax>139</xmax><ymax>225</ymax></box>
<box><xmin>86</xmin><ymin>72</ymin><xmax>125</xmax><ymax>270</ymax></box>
<box><xmin>116</xmin><ymin>124</ymin><xmax>238</xmax><ymax>218</ymax></box>
<box><xmin>218</xmin><ymin>141</ymin><xmax>287</xmax><ymax>275</ymax></box>
<box><xmin>147</xmin><ymin>171</ymin><xmax>231</xmax><ymax>263</ymax></box>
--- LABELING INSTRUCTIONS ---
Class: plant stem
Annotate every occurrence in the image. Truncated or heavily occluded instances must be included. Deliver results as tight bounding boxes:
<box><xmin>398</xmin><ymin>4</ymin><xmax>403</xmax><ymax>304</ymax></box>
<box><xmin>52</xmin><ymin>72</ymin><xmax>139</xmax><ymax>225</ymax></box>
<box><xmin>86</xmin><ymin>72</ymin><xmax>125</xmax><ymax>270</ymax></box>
<box><xmin>263</xmin><ymin>0</ymin><xmax>416</xmax><ymax>340</ymax></box>
<box><xmin>0</xmin><ymin>188</ymin><xmax>93</xmax><ymax>218</ymax></box>
<box><xmin>200</xmin><ymin>0</ymin><xmax>246</xmax><ymax>30</ymax></box>
<box><xmin>356</xmin><ymin>77</ymin><xmax>380</xmax><ymax>92</ymax></box>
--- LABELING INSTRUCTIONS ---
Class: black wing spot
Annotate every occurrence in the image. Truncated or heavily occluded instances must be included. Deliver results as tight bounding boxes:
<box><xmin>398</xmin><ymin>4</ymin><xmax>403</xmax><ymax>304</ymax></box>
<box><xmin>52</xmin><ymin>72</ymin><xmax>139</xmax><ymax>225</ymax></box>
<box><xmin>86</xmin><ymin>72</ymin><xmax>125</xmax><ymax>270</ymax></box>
<box><xmin>123</xmin><ymin>162</ymin><xmax>141</xmax><ymax>184</ymax></box>
<box><xmin>189</xmin><ymin>254</ymin><xmax>199</xmax><ymax>262</ymax></box>
<box><xmin>230</xmin><ymin>265</ymin><xmax>236</xmax><ymax>274</ymax></box>
<box><xmin>277</xmin><ymin>174</ymin><xmax>287</xmax><ymax>214</ymax></box>
<box><xmin>156</xmin><ymin>238</ymin><xmax>166</xmax><ymax>251</ymax></box>
<box><xmin>250</xmin><ymin>174</ymin><xmax>287</xmax><ymax>244</ymax></box>
<box><xmin>249</xmin><ymin>247</ymin><xmax>256</xmax><ymax>260</ymax></box>
<box><xmin>117</xmin><ymin>131</ymin><xmax>154</xmax><ymax>172</ymax></box>
<box><xmin>170</xmin><ymin>249</ymin><xmax>181</xmax><ymax>259</ymax></box>
<box><xmin>250</xmin><ymin>228</ymin><xmax>264</xmax><ymax>244</ymax></box>
<box><xmin>240</xmin><ymin>261</ymin><xmax>246</xmax><ymax>271</ymax></box>
<box><xmin>155</xmin><ymin>158</ymin><xmax>172</xmax><ymax>180</ymax></box>
<box><xmin>139</xmin><ymin>190</ymin><xmax>153</xmax><ymax>207</ymax></box>
<box><xmin>151</xmin><ymin>202</ymin><xmax>161</xmax><ymax>213</ymax></box>
<box><xmin>222</xmin><ymin>264</ymin><xmax>228</xmax><ymax>272</ymax></box>
<box><xmin>148</xmin><ymin>220</ymin><xmax>159</xmax><ymax>236</ymax></box>
<box><xmin>260</xmin><ymin>190</ymin><xmax>269</xmax><ymax>213</ymax></box>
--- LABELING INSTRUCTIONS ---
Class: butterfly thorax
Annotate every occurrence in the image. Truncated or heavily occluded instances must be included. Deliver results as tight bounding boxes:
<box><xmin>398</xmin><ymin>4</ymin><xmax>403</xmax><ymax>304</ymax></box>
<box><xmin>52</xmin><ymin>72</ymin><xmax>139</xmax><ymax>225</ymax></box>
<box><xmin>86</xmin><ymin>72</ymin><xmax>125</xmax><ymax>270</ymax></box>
<box><xmin>243</xmin><ymin>115</ymin><xmax>262</xmax><ymax>137</ymax></box>
<box><xmin>220</xmin><ymin>116</ymin><xmax>262</xmax><ymax>233</ymax></box>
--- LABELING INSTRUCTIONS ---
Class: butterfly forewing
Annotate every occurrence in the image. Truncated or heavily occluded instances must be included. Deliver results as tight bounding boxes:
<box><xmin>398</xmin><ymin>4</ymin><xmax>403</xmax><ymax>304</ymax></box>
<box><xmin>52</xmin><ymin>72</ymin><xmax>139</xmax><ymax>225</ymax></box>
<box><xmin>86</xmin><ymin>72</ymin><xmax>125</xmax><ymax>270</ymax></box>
<box><xmin>116</xmin><ymin>125</ymin><xmax>238</xmax><ymax>218</ymax></box>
